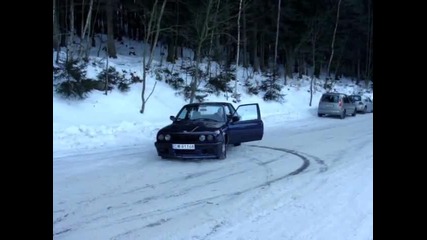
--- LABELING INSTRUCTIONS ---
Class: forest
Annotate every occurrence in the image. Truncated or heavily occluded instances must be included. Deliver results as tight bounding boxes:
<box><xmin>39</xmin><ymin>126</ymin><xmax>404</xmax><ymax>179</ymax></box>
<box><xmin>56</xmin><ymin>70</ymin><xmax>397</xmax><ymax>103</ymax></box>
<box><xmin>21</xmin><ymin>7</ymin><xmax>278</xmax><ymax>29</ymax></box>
<box><xmin>53</xmin><ymin>0</ymin><xmax>372</xmax><ymax>110</ymax></box>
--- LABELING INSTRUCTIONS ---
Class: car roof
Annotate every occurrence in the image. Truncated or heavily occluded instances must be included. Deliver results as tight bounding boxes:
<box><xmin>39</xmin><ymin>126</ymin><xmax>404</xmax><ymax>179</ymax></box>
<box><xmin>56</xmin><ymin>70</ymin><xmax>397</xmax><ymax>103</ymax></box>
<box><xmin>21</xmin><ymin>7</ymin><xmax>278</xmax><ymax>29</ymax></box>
<box><xmin>184</xmin><ymin>102</ymin><xmax>232</xmax><ymax>107</ymax></box>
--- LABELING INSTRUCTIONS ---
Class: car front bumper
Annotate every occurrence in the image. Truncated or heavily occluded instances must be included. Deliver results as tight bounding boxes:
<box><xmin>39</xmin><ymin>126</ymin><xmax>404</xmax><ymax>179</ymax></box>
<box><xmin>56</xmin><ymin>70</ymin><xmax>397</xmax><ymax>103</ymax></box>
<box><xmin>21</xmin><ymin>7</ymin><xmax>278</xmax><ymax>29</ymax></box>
<box><xmin>155</xmin><ymin>142</ymin><xmax>222</xmax><ymax>159</ymax></box>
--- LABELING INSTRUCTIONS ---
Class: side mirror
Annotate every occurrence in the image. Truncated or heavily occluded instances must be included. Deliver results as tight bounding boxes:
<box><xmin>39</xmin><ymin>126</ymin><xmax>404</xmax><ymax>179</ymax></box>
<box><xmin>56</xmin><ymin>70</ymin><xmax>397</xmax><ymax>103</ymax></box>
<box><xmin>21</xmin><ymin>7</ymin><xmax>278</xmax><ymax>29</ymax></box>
<box><xmin>170</xmin><ymin>116</ymin><xmax>176</xmax><ymax>121</ymax></box>
<box><xmin>232</xmin><ymin>115</ymin><xmax>240</xmax><ymax>122</ymax></box>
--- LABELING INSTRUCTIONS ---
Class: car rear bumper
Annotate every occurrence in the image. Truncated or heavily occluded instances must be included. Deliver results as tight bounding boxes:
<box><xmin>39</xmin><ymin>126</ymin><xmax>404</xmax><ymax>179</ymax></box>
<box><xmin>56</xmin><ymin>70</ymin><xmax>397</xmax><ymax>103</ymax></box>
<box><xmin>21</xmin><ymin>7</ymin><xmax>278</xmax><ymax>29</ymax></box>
<box><xmin>356</xmin><ymin>105</ymin><xmax>365</xmax><ymax>111</ymax></box>
<box><xmin>318</xmin><ymin>109</ymin><xmax>342</xmax><ymax>115</ymax></box>
<box><xmin>155</xmin><ymin>142</ymin><xmax>222</xmax><ymax>159</ymax></box>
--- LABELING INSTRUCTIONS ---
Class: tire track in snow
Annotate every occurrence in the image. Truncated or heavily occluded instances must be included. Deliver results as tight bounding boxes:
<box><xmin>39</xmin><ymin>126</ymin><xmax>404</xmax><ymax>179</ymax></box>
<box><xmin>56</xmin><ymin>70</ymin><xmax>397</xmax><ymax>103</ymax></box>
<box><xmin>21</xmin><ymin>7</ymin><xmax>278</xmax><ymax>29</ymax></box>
<box><xmin>106</xmin><ymin>145</ymin><xmax>315</xmax><ymax>239</ymax></box>
<box><xmin>54</xmin><ymin>145</ymin><xmax>324</xmax><ymax>238</ymax></box>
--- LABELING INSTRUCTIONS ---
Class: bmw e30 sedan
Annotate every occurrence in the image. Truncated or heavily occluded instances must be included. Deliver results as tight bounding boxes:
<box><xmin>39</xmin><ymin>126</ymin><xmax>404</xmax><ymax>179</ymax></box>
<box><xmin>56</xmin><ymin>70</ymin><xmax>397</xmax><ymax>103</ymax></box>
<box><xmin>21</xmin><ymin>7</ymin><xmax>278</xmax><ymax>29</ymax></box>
<box><xmin>154</xmin><ymin>102</ymin><xmax>264</xmax><ymax>159</ymax></box>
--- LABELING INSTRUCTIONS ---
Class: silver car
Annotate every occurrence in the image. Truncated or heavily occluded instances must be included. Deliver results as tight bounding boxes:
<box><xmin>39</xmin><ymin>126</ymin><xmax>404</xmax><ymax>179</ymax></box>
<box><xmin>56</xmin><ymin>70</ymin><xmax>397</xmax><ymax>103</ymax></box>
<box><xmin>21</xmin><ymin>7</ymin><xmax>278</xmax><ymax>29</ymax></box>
<box><xmin>350</xmin><ymin>95</ymin><xmax>373</xmax><ymax>113</ymax></box>
<box><xmin>318</xmin><ymin>92</ymin><xmax>357</xmax><ymax>119</ymax></box>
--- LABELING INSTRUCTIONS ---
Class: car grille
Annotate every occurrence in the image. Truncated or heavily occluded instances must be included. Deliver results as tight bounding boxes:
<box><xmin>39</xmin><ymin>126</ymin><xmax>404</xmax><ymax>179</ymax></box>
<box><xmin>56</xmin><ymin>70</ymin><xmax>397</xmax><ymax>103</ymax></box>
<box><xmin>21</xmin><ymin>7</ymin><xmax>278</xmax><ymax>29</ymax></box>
<box><xmin>171</xmin><ymin>134</ymin><xmax>200</xmax><ymax>143</ymax></box>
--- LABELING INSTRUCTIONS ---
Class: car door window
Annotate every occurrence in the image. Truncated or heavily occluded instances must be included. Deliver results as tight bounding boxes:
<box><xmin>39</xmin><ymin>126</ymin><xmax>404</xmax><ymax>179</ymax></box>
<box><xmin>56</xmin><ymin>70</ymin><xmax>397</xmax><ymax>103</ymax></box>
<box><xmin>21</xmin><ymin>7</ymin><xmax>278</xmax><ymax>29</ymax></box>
<box><xmin>236</xmin><ymin>104</ymin><xmax>259</xmax><ymax>121</ymax></box>
<box><xmin>343</xmin><ymin>96</ymin><xmax>350</xmax><ymax>103</ymax></box>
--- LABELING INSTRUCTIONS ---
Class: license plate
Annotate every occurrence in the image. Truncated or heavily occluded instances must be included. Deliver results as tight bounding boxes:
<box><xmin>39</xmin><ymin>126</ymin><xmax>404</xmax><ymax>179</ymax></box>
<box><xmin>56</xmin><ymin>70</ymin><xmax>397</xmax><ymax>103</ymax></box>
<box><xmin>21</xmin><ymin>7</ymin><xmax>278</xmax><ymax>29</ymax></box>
<box><xmin>172</xmin><ymin>144</ymin><xmax>195</xmax><ymax>150</ymax></box>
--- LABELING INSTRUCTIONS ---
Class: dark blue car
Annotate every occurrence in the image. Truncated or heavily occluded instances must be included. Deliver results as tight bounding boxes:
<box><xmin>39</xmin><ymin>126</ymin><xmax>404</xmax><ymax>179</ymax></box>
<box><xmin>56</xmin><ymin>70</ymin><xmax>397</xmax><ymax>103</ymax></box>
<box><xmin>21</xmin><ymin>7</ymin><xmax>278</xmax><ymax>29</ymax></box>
<box><xmin>154</xmin><ymin>102</ymin><xmax>264</xmax><ymax>159</ymax></box>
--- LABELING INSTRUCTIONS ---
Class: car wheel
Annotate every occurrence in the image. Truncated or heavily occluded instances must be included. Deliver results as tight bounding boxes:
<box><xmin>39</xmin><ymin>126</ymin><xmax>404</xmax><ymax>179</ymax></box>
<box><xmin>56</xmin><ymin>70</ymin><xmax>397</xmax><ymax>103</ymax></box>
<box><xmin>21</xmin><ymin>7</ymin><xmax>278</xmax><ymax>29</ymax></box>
<box><xmin>318</xmin><ymin>113</ymin><xmax>323</xmax><ymax>117</ymax></box>
<box><xmin>352</xmin><ymin>108</ymin><xmax>357</xmax><ymax>117</ymax></box>
<box><xmin>218</xmin><ymin>140</ymin><xmax>227</xmax><ymax>160</ymax></box>
<box><xmin>233</xmin><ymin>143</ymin><xmax>241</xmax><ymax>146</ymax></box>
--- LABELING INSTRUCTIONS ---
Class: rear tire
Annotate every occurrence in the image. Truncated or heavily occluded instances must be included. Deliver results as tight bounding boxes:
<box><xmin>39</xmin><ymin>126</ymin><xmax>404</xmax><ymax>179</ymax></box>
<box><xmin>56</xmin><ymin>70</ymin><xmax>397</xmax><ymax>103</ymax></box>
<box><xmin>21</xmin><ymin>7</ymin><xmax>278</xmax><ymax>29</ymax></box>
<box><xmin>318</xmin><ymin>113</ymin><xmax>323</xmax><ymax>117</ymax></box>
<box><xmin>352</xmin><ymin>108</ymin><xmax>357</xmax><ymax>116</ymax></box>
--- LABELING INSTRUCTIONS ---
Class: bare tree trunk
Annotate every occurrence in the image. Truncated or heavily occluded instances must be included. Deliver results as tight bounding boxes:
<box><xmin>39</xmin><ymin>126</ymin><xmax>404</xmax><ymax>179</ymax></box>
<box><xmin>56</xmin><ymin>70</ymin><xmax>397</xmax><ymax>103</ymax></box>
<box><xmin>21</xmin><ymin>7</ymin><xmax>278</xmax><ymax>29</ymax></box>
<box><xmin>81</xmin><ymin>0</ymin><xmax>85</xmax><ymax>39</ymax></box>
<box><xmin>147</xmin><ymin>0</ymin><xmax>167</xmax><ymax>69</ymax></box>
<box><xmin>167</xmin><ymin>40</ymin><xmax>176</xmax><ymax>63</ymax></box>
<box><xmin>53</xmin><ymin>0</ymin><xmax>58</xmax><ymax>49</ymax></box>
<box><xmin>53</xmin><ymin>0</ymin><xmax>55</xmax><ymax>26</ymax></box>
<box><xmin>259</xmin><ymin>34</ymin><xmax>265</xmax><ymax>71</ymax></box>
<box><xmin>252</xmin><ymin>23</ymin><xmax>259</xmax><ymax>72</ymax></box>
<box><xmin>334</xmin><ymin>37</ymin><xmax>347</xmax><ymax>80</ymax></box>
<box><xmin>174</xmin><ymin>0</ymin><xmax>180</xmax><ymax>60</ymax></box>
<box><xmin>365</xmin><ymin>0</ymin><xmax>373</xmax><ymax>86</ymax></box>
<box><xmin>273</xmin><ymin>0</ymin><xmax>281</xmax><ymax>79</ymax></box>
<box><xmin>146</xmin><ymin>0</ymin><xmax>158</xmax><ymax>49</ymax></box>
<box><xmin>234</xmin><ymin>0</ymin><xmax>243</xmax><ymax>95</ymax></box>
<box><xmin>207</xmin><ymin>0</ymin><xmax>221</xmax><ymax>79</ymax></box>
<box><xmin>242</xmin><ymin>4</ymin><xmax>248</xmax><ymax>68</ymax></box>
<box><xmin>90</xmin><ymin>0</ymin><xmax>101</xmax><ymax>50</ymax></box>
<box><xmin>140</xmin><ymin>0</ymin><xmax>160</xmax><ymax>113</ymax></box>
<box><xmin>304</xmin><ymin>56</ymin><xmax>308</xmax><ymax>76</ymax></box>
<box><xmin>189</xmin><ymin>0</ymin><xmax>214</xmax><ymax>103</ymax></box>
<box><xmin>141</xmin><ymin>48</ymin><xmax>147</xmax><ymax>113</ymax></box>
<box><xmin>119</xmin><ymin>2</ymin><xmax>124</xmax><ymax>38</ymax></box>
<box><xmin>310</xmin><ymin>40</ymin><xmax>315</xmax><ymax>106</ymax></box>
<box><xmin>79</xmin><ymin>0</ymin><xmax>94</xmax><ymax>59</ymax></box>
<box><xmin>68</xmin><ymin>0</ymin><xmax>75</xmax><ymax>61</ymax></box>
<box><xmin>140</xmin><ymin>0</ymin><xmax>158</xmax><ymax>114</ymax></box>
<box><xmin>285</xmin><ymin>48</ymin><xmax>295</xmax><ymax>80</ymax></box>
<box><xmin>53</xmin><ymin>0</ymin><xmax>61</xmax><ymax>63</ymax></box>
<box><xmin>166</xmin><ymin>0</ymin><xmax>179</xmax><ymax>63</ymax></box>
<box><xmin>325</xmin><ymin>0</ymin><xmax>342</xmax><ymax>87</ymax></box>
<box><xmin>105</xmin><ymin>45</ymin><xmax>110</xmax><ymax>95</ymax></box>
<box><xmin>106</xmin><ymin>0</ymin><xmax>117</xmax><ymax>58</ymax></box>
<box><xmin>356</xmin><ymin>51</ymin><xmax>360</xmax><ymax>85</ymax></box>
<box><xmin>310</xmin><ymin>19</ymin><xmax>320</xmax><ymax>106</ymax></box>
<box><xmin>297</xmin><ymin>55</ymin><xmax>304</xmax><ymax>78</ymax></box>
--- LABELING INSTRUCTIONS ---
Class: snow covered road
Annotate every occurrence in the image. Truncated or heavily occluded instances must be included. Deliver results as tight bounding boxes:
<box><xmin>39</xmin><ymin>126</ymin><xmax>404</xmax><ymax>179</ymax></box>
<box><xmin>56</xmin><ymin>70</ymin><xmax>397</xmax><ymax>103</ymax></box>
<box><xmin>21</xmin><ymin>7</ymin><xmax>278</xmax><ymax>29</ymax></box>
<box><xmin>53</xmin><ymin>114</ymin><xmax>373</xmax><ymax>240</ymax></box>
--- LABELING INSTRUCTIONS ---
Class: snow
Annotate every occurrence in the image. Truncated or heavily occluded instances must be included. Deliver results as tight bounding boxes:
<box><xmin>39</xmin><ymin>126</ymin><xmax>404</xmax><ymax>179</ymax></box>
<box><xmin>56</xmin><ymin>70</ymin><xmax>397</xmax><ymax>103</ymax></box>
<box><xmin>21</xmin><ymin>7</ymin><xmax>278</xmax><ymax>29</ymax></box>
<box><xmin>53</xmin><ymin>39</ymin><xmax>373</xmax><ymax>239</ymax></box>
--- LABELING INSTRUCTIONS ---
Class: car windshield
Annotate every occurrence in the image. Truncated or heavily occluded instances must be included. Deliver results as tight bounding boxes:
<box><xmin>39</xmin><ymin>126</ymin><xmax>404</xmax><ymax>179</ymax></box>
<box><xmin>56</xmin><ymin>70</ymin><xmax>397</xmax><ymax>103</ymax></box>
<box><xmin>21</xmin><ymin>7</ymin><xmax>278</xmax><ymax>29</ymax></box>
<box><xmin>351</xmin><ymin>95</ymin><xmax>362</xmax><ymax>101</ymax></box>
<box><xmin>321</xmin><ymin>94</ymin><xmax>339</xmax><ymax>103</ymax></box>
<box><xmin>176</xmin><ymin>104</ymin><xmax>226</xmax><ymax>122</ymax></box>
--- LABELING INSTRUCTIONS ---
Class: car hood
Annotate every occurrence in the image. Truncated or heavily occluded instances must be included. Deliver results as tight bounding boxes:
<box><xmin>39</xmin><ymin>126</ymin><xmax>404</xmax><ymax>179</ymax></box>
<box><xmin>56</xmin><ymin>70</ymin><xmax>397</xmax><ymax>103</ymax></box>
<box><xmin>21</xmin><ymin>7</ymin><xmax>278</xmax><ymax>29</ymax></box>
<box><xmin>159</xmin><ymin>121</ymin><xmax>225</xmax><ymax>133</ymax></box>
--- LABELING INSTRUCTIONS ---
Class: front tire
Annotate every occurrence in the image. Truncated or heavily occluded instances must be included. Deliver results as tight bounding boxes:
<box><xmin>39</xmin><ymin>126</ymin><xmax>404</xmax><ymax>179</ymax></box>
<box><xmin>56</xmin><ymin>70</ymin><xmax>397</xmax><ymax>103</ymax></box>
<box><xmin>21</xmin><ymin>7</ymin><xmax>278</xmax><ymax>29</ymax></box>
<box><xmin>218</xmin><ymin>141</ymin><xmax>227</xmax><ymax>160</ymax></box>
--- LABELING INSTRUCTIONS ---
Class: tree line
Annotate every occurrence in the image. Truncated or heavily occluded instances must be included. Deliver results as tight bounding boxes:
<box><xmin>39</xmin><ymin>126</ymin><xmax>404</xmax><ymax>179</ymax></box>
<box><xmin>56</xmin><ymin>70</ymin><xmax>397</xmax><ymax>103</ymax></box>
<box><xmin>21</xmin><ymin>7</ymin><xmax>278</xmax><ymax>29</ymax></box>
<box><xmin>53</xmin><ymin>0</ymin><xmax>373</xmax><ymax>109</ymax></box>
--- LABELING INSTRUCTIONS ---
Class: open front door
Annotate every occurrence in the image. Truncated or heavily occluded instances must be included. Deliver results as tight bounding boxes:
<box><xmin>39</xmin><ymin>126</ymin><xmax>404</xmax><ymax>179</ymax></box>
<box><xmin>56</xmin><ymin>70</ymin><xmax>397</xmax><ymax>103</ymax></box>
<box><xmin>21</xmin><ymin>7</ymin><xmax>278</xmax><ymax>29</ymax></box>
<box><xmin>227</xmin><ymin>103</ymin><xmax>264</xmax><ymax>144</ymax></box>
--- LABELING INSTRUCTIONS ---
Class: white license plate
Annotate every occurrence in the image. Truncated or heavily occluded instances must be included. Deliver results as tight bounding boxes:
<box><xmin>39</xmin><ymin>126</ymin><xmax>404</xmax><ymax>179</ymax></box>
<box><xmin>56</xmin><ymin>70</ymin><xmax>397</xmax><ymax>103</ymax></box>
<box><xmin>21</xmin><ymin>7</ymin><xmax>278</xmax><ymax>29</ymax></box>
<box><xmin>172</xmin><ymin>144</ymin><xmax>195</xmax><ymax>150</ymax></box>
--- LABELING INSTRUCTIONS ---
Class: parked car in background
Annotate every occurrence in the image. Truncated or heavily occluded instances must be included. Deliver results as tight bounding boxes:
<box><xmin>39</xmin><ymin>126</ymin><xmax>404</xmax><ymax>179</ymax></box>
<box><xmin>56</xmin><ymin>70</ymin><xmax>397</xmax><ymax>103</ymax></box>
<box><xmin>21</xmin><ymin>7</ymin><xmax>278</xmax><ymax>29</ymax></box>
<box><xmin>318</xmin><ymin>92</ymin><xmax>357</xmax><ymax>119</ymax></box>
<box><xmin>349</xmin><ymin>95</ymin><xmax>373</xmax><ymax>113</ymax></box>
<box><xmin>154</xmin><ymin>102</ymin><xmax>264</xmax><ymax>160</ymax></box>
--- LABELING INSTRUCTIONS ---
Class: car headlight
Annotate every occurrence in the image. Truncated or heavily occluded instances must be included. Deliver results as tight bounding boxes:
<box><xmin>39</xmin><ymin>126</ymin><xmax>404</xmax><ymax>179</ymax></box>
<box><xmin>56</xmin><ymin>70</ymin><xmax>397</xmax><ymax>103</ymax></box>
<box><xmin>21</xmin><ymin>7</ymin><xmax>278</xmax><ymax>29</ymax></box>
<box><xmin>199</xmin><ymin>135</ymin><xmax>206</xmax><ymax>141</ymax></box>
<box><xmin>165</xmin><ymin>134</ymin><xmax>171</xmax><ymax>141</ymax></box>
<box><xmin>207</xmin><ymin>135</ymin><xmax>214</xmax><ymax>141</ymax></box>
<box><xmin>158</xmin><ymin>134</ymin><xmax>164</xmax><ymax>140</ymax></box>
